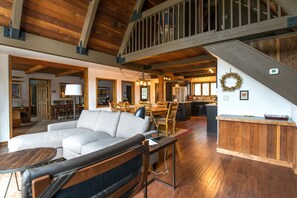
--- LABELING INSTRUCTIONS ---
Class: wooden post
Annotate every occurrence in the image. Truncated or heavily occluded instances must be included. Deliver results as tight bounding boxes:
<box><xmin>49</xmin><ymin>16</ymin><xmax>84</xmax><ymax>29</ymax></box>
<box><xmin>158</xmin><ymin>76</ymin><xmax>164</xmax><ymax>102</ymax></box>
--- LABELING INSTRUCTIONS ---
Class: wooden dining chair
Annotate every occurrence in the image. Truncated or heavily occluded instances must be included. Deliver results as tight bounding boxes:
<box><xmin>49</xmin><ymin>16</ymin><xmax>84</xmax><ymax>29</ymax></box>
<box><xmin>157</xmin><ymin>101</ymin><xmax>167</xmax><ymax>108</ymax></box>
<box><xmin>109</xmin><ymin>102</ymin><xmax>119</xmax><ymax>112</ymax></box>
<box><xmin>117</xmin><ymin>101</ymin><xmax>130</xmax><ymax>112</ymax></box>
<box><xmin>155</xmin><ymin>102</ymin><xmax>178</xmax><ymax>136</ymax></box>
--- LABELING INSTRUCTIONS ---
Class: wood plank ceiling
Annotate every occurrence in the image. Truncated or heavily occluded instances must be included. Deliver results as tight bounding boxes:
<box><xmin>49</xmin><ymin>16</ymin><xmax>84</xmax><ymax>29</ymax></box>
<box><xmin>11</xmin><ymin>56</ymin><xmax>85</xmax><ymax>78</ymax></box>
<box><xmin>0</xmin><ymin>0</ymin><xmax>217</xmax><ymax>78</ymax></box>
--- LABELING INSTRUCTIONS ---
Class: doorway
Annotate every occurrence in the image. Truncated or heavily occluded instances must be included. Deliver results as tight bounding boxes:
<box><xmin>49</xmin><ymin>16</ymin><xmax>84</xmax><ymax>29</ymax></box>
<box><xmin>29</xmin><ymin>79</ymin><xmax>51</xmax><ymax>121</ymax></box>
<box><xmin>121</xmin><ymin>81</ymin><xmax>135</xmax><ymax>104</ymax></box>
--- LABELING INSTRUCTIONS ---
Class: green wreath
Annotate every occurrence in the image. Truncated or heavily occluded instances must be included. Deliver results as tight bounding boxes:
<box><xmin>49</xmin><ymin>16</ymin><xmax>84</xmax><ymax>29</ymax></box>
<box><xmin>220</xmin><ymin>72</ymin><xmax>242</xmax><ymax>92</ymax></box>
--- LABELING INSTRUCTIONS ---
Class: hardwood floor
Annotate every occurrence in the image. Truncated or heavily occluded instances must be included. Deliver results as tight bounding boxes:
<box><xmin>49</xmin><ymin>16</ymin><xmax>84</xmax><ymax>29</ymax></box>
<box><xmin>1</xmin><ymin>116</ymin><xmax>297</xmax><ymax>197</ymax></box>
<box><xmin>135</xmin><ymin>116</ymin><xmax>297</xmax><ymax>198</ymax></box>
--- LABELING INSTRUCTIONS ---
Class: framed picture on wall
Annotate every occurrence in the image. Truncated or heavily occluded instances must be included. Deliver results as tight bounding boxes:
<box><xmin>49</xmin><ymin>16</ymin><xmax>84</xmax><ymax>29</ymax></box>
<box><xmin>12</xmin><ymin>83</ymin><xmax>21</xmax><ymax>98</ymax></box>
<box><xmin>240</xmin><ymin>90</ymin><xmax>249</xmax><ymax>100</ymax></box>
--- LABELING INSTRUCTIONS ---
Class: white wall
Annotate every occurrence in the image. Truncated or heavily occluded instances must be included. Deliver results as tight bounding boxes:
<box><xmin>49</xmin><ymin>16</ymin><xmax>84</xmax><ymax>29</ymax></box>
<box><xmin>0</xmin><ymin>54</ymin><xmax>10</xmax><ymax>142</ymax></box>
<box><xmin>291</xmin><ymin>104</ymin><xmax>297</xmax><ymax>122</ymax></box>
<box><xmin>217</xmin><ymin>58</ymin><xmax>295</xmax><ymax>119</ymax></box>
<box><xmin>0</xmin><ymin>45</ymin><xmax>141</xmax><ymax>142</ymax></box>
<box><xmin>12</xmin><ymin>70</ymin><xmax>84</xmax><ymax>107</ymax></box>
<box><xmin>88</xmin><ymin>67</ymin><xmax>140</xmax><ymax>110</ymax></box>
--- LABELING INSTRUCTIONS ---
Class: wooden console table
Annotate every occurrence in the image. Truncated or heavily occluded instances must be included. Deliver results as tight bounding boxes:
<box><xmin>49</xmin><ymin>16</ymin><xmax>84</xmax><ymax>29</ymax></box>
<box><xmin>217</xmin><ymin>114</ymin><xmax>297</xmax><ymax>173</ymax></box>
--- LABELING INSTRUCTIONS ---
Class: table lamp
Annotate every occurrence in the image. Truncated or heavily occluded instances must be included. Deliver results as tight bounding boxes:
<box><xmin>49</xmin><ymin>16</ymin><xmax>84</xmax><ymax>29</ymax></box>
<box><xmin>65</xmin><ymin>84</ymin><xmax>82</xmax><ymax>120</ymax></box>
<box><xmin>134</xmin><ymin>106</ymin><xmax>146</xmax><ymax>120</ymax></box>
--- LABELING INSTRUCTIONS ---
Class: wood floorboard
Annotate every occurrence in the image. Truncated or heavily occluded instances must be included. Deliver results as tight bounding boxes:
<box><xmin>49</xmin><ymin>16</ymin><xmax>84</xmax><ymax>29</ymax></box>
<box><xmin>1</xmin><ymin>116</ymin><xmax>297</xmax><ymax>197</ymax></box>
<box><xmin>134</xmin><ymin>116</ymin><xmax>297</xmax><ymax>198</ymax></box>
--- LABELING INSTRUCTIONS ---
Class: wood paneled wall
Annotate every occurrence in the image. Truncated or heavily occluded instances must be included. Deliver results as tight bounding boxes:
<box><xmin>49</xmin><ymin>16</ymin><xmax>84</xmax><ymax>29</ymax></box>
<box><xmin>218</xmin><ymin>120</ymin><xmax>296</xmax><ymax>169</ymax></box>
<box><xmin>249</xmin><ymin>35</ymin><xmax>297</xmax><ymax>71</ymax></box>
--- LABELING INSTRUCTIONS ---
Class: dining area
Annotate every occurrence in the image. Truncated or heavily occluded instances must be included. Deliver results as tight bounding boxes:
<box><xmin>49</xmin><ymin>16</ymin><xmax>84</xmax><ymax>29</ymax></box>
<box><xmin>109</xmin><ymin>101</ymin><xmax>178</xmax><ymax>136</ymax></box>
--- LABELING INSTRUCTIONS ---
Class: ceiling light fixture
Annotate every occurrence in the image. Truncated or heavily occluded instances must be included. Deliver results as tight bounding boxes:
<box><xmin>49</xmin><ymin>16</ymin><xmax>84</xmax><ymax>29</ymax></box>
<box><xmin>136</xmin><ymin>72</ymin><xmax>151</xmax><ymax>86</ymax></box>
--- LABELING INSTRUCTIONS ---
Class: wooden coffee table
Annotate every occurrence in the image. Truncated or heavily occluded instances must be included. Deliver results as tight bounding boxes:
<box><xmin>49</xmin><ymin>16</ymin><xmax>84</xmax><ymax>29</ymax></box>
<box><xmin>0</xmin><ymin>147</ymin><xmax>56</xmax><ymax>198</ymax></box>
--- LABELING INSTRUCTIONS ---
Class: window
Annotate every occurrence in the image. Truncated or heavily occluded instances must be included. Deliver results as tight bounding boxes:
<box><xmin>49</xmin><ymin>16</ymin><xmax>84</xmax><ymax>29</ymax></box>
<box><xmin>194</xmin><ymin>83</ymin><xmax>201</xmax><ymax>95</ymax></box>
<box><xmin>210</xmin><ymin>82</ymin><xmax>217</xmax><ymax>96</ymax></box>
<box><xmin>96</xmin><ymin>78</ymin><xmax>116</xmax><ymax>107</ymax></box>
<box><xmin>202</xmin><ymin>83</ymin><xmax>209</xmax><ymax>96</ymax></box>
<box><xmin>193</xmin><ymin>82</ymin><xmax>217</xmax><ymax>96</ymax></box>
<box><xmin>140</xmin><ymin>86</ymin><xmax>150</xmax><ymax>101</ymax></box>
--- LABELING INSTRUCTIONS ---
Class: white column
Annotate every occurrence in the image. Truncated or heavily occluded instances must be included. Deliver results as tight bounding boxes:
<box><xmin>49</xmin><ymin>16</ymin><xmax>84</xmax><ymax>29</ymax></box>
<box><xmin>0</xmin><ymin>54</ymin><xmax>10</xmax><ymax>142</ymax></box>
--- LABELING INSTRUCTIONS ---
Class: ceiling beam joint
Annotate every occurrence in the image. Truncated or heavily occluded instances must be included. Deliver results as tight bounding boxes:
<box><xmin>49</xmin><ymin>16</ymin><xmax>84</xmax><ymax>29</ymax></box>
<box><xmin>117</xmin><ymin>0</ymin><xmax>145</xmax><ymax>56</ymax></box>
<box><xmin>4</xmin><ymin>0</ymin><xmax>25</xmax><ymax>41</ymax></box>
<box><xmin>77</xmin><ymin>0</ymin><xmax>100</xmax><ymax>55</ymax></box>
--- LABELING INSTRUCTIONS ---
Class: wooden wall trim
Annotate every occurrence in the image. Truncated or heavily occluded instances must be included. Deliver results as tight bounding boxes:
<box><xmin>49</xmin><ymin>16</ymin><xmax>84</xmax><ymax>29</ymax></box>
<box><xmin>217</xmin><ymin>148</ymin><xmax>293</xmax><ymax>168</ymax></box>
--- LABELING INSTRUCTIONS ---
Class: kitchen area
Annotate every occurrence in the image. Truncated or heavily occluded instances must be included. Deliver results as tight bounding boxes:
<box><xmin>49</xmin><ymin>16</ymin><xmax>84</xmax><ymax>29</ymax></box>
<box><xmin>165</xmin><ymin>75</ymin><xmax>218</xmax><ymax>134</ymax></box>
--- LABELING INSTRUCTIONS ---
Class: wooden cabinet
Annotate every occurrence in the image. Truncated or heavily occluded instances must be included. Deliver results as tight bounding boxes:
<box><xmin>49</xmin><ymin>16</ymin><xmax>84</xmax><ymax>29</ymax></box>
<box><xmin>217</xmin><ymin>115</ymin><xmax>297</xmax><ymax>173</ymax></box>
<box><xmin>176</xmin><ymin>102</ymin><xmax>192</xmax><ymax>121</ymax></box>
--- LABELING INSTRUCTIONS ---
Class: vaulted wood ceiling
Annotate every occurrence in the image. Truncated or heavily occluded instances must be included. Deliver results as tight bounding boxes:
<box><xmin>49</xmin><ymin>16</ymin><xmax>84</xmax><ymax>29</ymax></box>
<box><xmin>0</xmin><ymin>0</ymin><xmax>216</xmax><ymax>78</ymax></box>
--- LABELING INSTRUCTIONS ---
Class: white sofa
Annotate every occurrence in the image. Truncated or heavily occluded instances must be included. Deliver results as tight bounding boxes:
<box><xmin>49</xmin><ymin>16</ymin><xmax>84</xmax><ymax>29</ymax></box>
<box><xmin>8</xmin><ymin>110</ymin><xmax>156</xmax><ymax>160</ymax></box>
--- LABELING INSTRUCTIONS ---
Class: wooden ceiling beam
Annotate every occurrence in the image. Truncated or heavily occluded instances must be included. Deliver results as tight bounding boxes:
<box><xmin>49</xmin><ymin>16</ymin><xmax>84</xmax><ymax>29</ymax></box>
<box><xmin>164</xmin><ymin>62</ymin><xmax>217</xmax><ymax>73</ymax></box>
<box><xmin>4</xmin><ymin>0</ymin><xmax>25</xmax><ymax>40</ymax></box>
<box><xmin>25</xmin><ymin>65</ymin><xmax>47</xmax><ymax>74</ymax></box>
<box><xmin>11</xmin><ymin>0</ymin><xmax>24</xmax><ymax>30</ymax></box>
<box><xmin>175</xmin><ymin>71</ymin><xmax>216</xmax><ymax>77</ymax></box>
<box><xmin>150</xmin><ymin>55</ymin><xmax>216</xmax><ymax>70</ymax></box>
<box><xmin>55</xmin><ymin>70</ymin><xmax>82</xmax><ymax>77</ymax></box>
<box><xmin>164</xmin><ymin>63</ymin><xmax>217</xmax><ymax>73</ymax></box>
<box><xmin>78</xmin><ymin>0</ymin><xmax>100</xmax><ymax>54</ymax></box>
<box><xmin>117</xmin><ymin>0</ymin><xmax>145</xmax><ymax>57</ymax></box>
<box><xmin>184</xmin><ymin>73</ymin><xmax>217</xmax><ymax>78</ymax></box>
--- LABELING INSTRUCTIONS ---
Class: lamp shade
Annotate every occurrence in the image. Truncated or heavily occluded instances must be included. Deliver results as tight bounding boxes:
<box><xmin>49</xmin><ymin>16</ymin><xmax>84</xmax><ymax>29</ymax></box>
<box><xmin>134</xmin><ymin>106</ymin><xmax>146</xmax><ymax>120</ymax></box>
<box><xmin>65</xmin><ymin>84</ymin><xmax>82</xmax><ymax>96</ymax></box>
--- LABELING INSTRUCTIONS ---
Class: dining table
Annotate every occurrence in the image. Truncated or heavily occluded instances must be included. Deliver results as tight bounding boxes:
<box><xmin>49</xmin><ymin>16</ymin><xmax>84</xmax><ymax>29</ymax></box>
<box><xmin>146</xmin><ymin>107</ymin><xmax>168</xmax><ymax>127</ymax></box>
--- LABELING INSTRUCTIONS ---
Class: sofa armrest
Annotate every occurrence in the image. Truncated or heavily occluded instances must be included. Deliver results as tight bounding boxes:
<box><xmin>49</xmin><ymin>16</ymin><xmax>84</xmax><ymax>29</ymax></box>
<box><xmin>47</xmin><ymin>121</ymin><xmax>78</xmax><ymax>132</ymax></box>
<box><xmin>143</xmin><ymin>130</ymin><xmax>158</xmax><ymax>138</ymax></box>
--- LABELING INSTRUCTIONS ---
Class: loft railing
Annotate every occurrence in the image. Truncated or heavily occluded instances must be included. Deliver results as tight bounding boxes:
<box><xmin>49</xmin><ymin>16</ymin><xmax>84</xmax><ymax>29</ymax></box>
<box><xmin>122</xmin><ymin>0</ymin><xmax>287</xmax><ymax>55</ymax></box>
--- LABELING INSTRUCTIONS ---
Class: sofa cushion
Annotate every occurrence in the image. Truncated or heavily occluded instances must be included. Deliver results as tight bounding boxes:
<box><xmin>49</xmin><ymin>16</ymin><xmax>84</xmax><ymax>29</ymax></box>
<box><xmin>8</xmin><ymin>128</ymin><xmax>93</xmax><ymax>152</ymax></box>
<box><xmin>116</xmin><ymin>112</ymin><xmax>150</xmax><ymax>139</ymax></box>
<box><xmin>62</xmin><ymin>132</ymin><xmax>112</xmax><ymax>155</ymax></box>
<box><xmin>81</xmin><ymin>137</ymin><xmax>125</xmax><ymax>155</ymax></box>
<box><xmin>77</xmin><ymin>110</ymin><xmax>100</xmax><ymax>131</ymax></box>
<box><xmin>95</xmin><ymin>111</ymin><xmax>121</xmax><ymax>137</ymax></box>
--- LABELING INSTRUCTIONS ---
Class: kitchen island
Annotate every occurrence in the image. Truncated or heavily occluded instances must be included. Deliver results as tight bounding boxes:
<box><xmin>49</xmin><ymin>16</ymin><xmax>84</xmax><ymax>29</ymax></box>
<box><xmin>217</xmin><ymin>114</ymin><xmax>297</xmax><ymax>173</ymax></box>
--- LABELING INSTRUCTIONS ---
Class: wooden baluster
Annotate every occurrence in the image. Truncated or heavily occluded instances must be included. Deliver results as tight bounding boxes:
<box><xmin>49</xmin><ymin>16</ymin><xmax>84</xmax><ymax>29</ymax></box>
<box><xmin>230</xmin><ymin>0</ymin><xmax>233</xmax><ymax>28</ymax></box>
<box><xmin>208</xmin><ymin>0</ymin><xmax>210</xmax><ymax>31</ymax></box>
<box><xmin>189</xmin><ymin>0</ymin><xmax>191</xmax><ymax>36</ymax></box>
<box><xmin>257</xmin><ymin>0</ymin><xmax>260</xmax><ymax>22</ymax></box>
<box><xmin>195</xmin><ymin>0</ymin><xmax>197</xmax><ymax>34</ymax></box>
<box><xmin>239</xmin><ymin>0</ymin><xmax>242</xmax><ymax>26</ymax></box>
<box><xmin>248</xmin><ymin>0</ymin><xmax>251</xmax><ymax>24</ymax></box>
<box><xmin>267</xmin><ymin>0</ymin><xmax>270</xmax><ymax>20</ymax></box>
<box><xmin>222</xmin><ymin>0</ymin><xmax>225</xmax><ymax>30</ymax></box>
<box><xmin>178</xmin><ymin>3</ymin><xmax>180</xmax><ymax>39</ymax></box>
<box><xmin>183</xmin><ymin>1</ymin><xmax>186</xmax><ymax>37</ymax></box>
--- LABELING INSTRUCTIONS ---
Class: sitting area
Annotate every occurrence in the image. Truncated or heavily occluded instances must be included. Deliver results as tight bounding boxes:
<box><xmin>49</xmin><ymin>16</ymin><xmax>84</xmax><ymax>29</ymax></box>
<box><xmin>8</xmin><ymin>110</ymin><xmax>156</xmax><ymax>160</ymax></box>
<box><xmin>21</xmin><ymin>134</ymin><xmax>149</xmax><ymax>198</ymax></box>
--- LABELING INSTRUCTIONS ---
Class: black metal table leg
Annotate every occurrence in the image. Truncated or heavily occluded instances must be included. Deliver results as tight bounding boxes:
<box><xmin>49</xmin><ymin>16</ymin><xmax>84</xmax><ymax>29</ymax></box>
<box><xmin>4</xmin><ymin>173</ymin><xmax>13</xmax><ymax>198</ymax></box>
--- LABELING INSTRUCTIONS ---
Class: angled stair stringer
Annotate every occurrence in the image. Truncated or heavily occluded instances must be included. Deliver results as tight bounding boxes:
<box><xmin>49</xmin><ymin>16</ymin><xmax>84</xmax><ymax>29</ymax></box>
<box><xmin>204</xmin><ymin>40</ymin><xmax>297</xmax><ymax>105</ymax></box>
